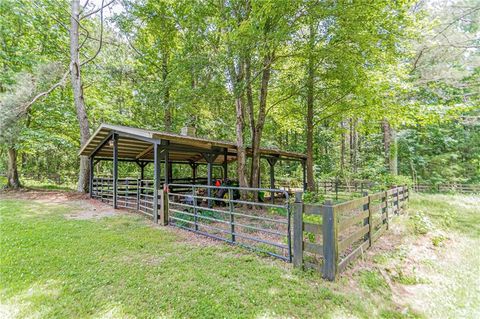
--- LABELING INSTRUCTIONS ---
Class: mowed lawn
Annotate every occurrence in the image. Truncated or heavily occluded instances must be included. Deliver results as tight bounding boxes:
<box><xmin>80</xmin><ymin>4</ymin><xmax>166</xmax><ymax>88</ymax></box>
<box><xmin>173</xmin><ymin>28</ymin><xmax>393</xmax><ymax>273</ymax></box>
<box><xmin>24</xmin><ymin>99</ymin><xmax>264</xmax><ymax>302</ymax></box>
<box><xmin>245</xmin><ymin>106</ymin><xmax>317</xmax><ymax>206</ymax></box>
<box><xmin>1</xmin><ymin>192</ymin><xmax>479</xmax><ymax>318</ymax></box>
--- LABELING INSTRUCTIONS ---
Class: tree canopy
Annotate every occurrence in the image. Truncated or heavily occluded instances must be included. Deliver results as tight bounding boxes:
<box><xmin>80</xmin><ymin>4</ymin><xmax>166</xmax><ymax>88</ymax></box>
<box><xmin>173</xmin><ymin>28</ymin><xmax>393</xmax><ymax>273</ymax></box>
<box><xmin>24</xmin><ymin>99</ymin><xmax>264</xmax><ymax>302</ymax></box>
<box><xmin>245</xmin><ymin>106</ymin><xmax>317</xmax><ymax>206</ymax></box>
<box><xmin>0</xmin><ymin>0</ymin><xmax>478</xmax><ymax>189</ymax></box>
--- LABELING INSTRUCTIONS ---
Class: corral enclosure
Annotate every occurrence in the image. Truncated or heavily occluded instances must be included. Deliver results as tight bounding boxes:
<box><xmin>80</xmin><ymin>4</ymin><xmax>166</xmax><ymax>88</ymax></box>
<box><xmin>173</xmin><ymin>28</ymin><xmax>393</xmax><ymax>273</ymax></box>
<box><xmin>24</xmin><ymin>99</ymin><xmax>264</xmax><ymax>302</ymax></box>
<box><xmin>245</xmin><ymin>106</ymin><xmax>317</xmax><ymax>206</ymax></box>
<box><xmin>83</xmin><ymin>123</ymin><xmax>410</xmax><ymax>279</ymax></box>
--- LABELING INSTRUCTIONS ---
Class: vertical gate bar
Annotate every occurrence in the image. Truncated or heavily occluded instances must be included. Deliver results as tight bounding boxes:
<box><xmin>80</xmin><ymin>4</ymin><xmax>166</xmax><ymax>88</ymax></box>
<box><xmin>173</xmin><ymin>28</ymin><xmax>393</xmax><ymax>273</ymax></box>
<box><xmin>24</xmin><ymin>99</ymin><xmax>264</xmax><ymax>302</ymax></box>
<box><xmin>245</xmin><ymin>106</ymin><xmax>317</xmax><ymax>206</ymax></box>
<box><xmin>153</xmin><ymin>143</ymin><xmax>160</xmax><ymax>223</ymax></box>
<box><xmin>292</xmin><ymin>192</ymin><xmax>303</xmax><ymax>268</ymax></box>
<box><xmin>286</xmin><ymin>196</ymin><xmax>292</xmax><ymax>263</ymax></box>
<box><xmin>136</xmin><ymin>179</ymin><xmax>140</xmax><ymax>211</ymax></box>
<box><xmin>113</xmin><ymin>134</ymin><xmax>118</xmax><ymax>209</ymax></box>
<box><xmin>229</xmin><ymin>188</ymin><xmax>235</xmax><ymax>243</ymax></box>
<box><xmin>193</xmin><ymin>185</ymin><xmax>198</xmax><ymax>231</ymax></box>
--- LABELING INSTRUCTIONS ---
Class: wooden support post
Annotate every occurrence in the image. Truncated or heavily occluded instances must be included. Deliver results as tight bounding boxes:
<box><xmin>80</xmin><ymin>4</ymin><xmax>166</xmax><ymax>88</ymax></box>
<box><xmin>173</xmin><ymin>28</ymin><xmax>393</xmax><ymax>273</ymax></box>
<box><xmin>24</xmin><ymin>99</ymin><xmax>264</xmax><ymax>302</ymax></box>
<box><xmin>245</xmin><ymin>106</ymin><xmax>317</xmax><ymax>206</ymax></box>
<box><xmin>140</xmin><ymin>162</ymin><xmax>145</xmax><ymax>181</ymax></box>
<box><xmin>384</xmin><ymin>191</ymin><xmax>389</xmax><ymax>230</ymax></box>
<box><xmin>367</xmin><ymin>194</ymin><xmax>373</xmax><ymax>247</ymax></box>
<box><xmin>164</xmin><ymin>149</ymin><xmax>170</xmax><ymax>185</ymax></box>
<box><xmin>322</xmin><ymin>199</ymin><xmax>338</xmax><ymax>281</ymax></box>
<box><xmin>267</xmin><ymin>157</ymin><xmax>278</xmax><ymax>204</ymax></box>
<box><xmin>362</xmin><ymin>191</ymin><xmax>369</xmax><ymax>243</ymax></box>
<box><xmin>301</xmin><ymin>160</ymin><xmax>307</xmax><ymax>191</ymax></box>
<box><xmin>153</xmin><ymin>143</ymin><xmax>160</xmax><ymax>223</ymax></box>
<box><xmin>223</xmin><ymin>148</ymin><xmax>228</xmax><ymax>180</ymax></box>
<box><xmin>202</xmin><ymin>153</ymin><xmax>219</xmax><ymax>208</ymax></box>
<box><xmin>293</xmin><ymin>192</ymin><xmax>303</xmax><ymax>269</ymax></box>
<box><xmin>113</xmin><ymin>134</ymin><xmax>118</xmax><ymax>209</ymax></box>
<box><xmin>190</xmin><ymin>162</ymin><xmax>197</xmax><ymax>184</ymax></box>
<box><xmin>168</xmin><ymin>161</ymin><xmax>173</xmax><ymax>184</ymax></box>
<box><xmin>160</xmin><ymin>187</ymin><xmax>168</xmax><ymax>226</ymax></box>
<box><xmin>395</xmin><ymin>187</ymin><xmax>400</xmax><ymax>214</ymax></box>
<box><xmin>89</xmin><ymin>156</ymin><xmax>94</xmax><ymax>198</ymax></box>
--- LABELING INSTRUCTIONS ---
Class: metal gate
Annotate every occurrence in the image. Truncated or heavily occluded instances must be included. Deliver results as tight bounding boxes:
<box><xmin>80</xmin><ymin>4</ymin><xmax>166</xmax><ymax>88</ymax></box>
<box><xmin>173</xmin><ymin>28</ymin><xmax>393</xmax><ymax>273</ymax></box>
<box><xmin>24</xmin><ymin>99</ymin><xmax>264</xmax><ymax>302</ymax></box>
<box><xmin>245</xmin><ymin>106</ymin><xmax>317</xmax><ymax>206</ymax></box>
<box><xmin>167</xmin><ymin>184</ymin><xmax>292</xmax><ymax>262</ymax></box>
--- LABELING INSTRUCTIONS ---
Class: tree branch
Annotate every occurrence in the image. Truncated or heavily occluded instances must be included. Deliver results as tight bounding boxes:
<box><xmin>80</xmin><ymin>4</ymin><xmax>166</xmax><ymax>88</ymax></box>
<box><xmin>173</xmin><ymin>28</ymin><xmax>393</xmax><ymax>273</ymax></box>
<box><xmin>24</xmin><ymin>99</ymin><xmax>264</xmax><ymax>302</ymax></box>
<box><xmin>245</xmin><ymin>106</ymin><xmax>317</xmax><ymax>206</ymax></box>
<box><xmin>16</xmin><ymin>70</ymin><xmax>70</xmax><ymax>119</ymax></box>
<box><xmin>81</xmin><ymin>0</ymin><xmax>116</xmax><ymax>20</ymax></box>
<box><xmin>80</xmin><ymin>0</ymin><xmax>104</xmax><ymax>67</ymax></box>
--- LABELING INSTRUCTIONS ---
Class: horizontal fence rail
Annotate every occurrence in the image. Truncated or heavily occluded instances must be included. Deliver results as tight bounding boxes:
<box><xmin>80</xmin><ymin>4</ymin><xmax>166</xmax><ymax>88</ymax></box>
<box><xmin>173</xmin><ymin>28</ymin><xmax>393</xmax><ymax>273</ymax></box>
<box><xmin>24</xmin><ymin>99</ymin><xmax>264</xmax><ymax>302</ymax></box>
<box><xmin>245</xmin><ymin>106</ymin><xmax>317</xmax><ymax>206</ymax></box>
<box><xmin>166</xmin><ymin>184</ymin><xmax>292</xmax><ymax>262</ymax></box>
<box><xmin>293</xmin><ymin>185</ymin><xmax>409</xmax><ymax>280</ymax></box>
<box><xmin>91</xmin><ymin>178</ymin><xmax>293</xmax><ymax>262</ymax></box>
<box><xmin>413</xmin><ymin>183</ymin><xmax>480</xmax><ymax>194</ymax></box>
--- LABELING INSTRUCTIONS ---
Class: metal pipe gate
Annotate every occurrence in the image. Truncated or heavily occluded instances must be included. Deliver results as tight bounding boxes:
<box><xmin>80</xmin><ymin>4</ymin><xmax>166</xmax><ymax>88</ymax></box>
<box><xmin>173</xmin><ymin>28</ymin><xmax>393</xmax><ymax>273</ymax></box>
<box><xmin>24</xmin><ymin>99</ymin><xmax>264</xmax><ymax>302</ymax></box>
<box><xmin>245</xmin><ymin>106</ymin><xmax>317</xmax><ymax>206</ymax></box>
<box><xmin>91</xmin><ymin>178</ymin><xmax>293</xmax><ymax>262</ymax></box>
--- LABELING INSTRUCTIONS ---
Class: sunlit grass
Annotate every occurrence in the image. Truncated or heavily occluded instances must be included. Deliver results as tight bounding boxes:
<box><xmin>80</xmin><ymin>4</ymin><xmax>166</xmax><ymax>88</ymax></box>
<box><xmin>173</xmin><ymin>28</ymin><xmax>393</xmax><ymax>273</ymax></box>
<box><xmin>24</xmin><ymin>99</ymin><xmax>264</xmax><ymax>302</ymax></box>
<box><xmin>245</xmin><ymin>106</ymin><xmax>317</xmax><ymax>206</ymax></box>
<box><xmin>1</xmin><ymin>192</ymin><xmax>478</xmax><ymax>318</ymax></box>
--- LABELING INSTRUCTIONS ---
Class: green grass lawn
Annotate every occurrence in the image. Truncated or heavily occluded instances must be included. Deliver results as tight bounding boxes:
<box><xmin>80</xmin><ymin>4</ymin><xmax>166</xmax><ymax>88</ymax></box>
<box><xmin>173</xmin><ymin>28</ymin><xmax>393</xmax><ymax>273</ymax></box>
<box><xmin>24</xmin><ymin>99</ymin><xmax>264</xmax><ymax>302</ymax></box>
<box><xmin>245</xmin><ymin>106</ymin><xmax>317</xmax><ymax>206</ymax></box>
<box><xmin>0</xmin><ymin>192</ymin><xmax>479</xmax><ymax>318</ymax></box>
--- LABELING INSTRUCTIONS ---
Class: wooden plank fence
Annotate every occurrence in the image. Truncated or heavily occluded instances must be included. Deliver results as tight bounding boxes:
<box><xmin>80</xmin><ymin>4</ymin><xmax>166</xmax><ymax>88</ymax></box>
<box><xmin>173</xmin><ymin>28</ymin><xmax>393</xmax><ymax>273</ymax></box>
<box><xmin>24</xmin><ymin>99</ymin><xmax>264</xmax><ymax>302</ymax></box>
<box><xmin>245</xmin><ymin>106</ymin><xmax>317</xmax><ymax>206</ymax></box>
<box><xmin>293</xmin><ymin>185</ymin><xmax>409</xmax><ymax>280</ymax></box>
<box><xmin>414</xmin><ymin>183</ymin><xmax>480</xmax><ymax>194</ymax></box>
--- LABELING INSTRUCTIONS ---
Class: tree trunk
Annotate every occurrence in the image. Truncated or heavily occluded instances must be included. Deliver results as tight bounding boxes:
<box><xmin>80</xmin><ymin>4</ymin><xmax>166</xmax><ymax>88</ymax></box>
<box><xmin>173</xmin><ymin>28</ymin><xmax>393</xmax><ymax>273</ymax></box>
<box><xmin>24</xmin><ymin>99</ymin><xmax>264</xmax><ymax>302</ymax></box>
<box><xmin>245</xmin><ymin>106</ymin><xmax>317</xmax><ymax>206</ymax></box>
<box><xmin>229</xmin><ymin>57</ymin><xmax>249</xmax><ymax>191</ymax></box>
<box><xmin>162</xmin><ymin>55</ymin><xmax>171</xmax><ymax>131</ymax></box>
<box><xmin>7</xmin><ymin>147</ymin><xmax>21</xmax><ymax>189</ymax></box>
<box><xmin>305</xmin><ymin>24</ymin><xmax>315</xmax><ymax>191</ymax></box>
<box><xmin>245</xmin><ymin>54</ymin><xmax>255</xmax><ymax>185</ymax></box>
<box><xmin>70</xmin><ymin>0</ymin><xmax>91</xmax><ymax>193</ymax></box>
<box><xmin>340</xmin><ymin>121</ymin><xmax>346</xmax><ymax>175</ymax></box>
<box><xmin>382</xmin><ymin>119</ymin><xmax>397</xmax><ymax>175</ymax></box>
<box><xmin>250</xmin><ymin>52</ymin><xmax>273</xmax><ymax>190</ymax></box>
<box><xmin>349</xmin><ymin>118</ymin><xmax>357</xmax><ymax>174</ymax></box>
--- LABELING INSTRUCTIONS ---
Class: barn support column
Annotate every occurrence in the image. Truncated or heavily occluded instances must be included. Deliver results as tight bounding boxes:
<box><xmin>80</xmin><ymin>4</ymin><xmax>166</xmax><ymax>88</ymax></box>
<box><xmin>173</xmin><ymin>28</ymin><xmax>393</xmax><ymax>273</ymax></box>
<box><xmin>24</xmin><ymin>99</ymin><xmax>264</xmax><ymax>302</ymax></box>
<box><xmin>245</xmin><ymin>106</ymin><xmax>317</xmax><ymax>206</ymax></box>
<box><xmin>112</xmin><ymin>133</ymin><xmax>119</xmax><ymax>209</ymax></box>
<box><xmin>189</xmin><ymin>161</ymin><xmax>198</xmax><ymax>184</ymax></box>
<box><xmin>267</xmin><ymin>157</ymin><xmax>278</xmax><ymax>203</ymax></box>
<box><xmin>153</xmin><ymin>143</ymin><xmax>161</xmax><ymax>223</ymax></box>
<box><xmin>202</xmin><ymin>152</ymin><xmax>219</xmax><ymax>208</ymax></box>
<box><xmin>223</xmin><ymin>148</ymin><xmax>228</xmax><ymax>180</ymax></box>
<box><xmin>164</xmin><ymin>151</ymin><xmax>170</xmax><ymax>185</ymax></box>
<box><xmin>89</xmin><ymin>156</ymin><xmax>94</xmax><ymax>198</ymax></box>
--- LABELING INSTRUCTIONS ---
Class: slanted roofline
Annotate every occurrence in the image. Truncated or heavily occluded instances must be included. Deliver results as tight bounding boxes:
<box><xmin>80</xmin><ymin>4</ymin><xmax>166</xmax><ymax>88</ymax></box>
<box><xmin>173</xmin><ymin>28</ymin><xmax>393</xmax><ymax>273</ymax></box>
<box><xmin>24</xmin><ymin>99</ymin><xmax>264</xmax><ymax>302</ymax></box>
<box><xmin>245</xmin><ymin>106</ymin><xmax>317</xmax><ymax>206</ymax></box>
<box><xmin>78</xmin><ymin>123</ymin><xmax>306</xmax><ymax>164</ymax></box>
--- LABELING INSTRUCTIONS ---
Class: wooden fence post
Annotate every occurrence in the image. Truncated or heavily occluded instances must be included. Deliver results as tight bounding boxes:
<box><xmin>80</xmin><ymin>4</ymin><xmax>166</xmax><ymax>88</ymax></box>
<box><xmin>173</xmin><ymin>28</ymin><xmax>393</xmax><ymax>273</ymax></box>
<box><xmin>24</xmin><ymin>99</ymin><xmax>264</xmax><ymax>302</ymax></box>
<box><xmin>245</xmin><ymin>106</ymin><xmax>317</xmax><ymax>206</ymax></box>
<box><xmin>293</xmin><ymin>192</ymin><xmax>303</xmax><ymax>269</ymax></box>
<box><xmin>362</xmin><ymin>191</ymin><xmax>369</xmax><ymax>243</ymax></box>
<box><xmin>395</xmin><ymin>187</ymin><xmax>400</xmax><ymax>214</ymax></box>
<box><xmin>322</xmin><ymin>199</ymin><xmax>338</xmax><ymax>281</ymax></box>
<box><xmin>384</xmin><ymin>190</ymin><xmax>389</xmax><ymax>230</ymax></box>
<box><xmin>367</xmin><ymin>194</ymin><xmax>373</xmax><ymax>247</ymax></box>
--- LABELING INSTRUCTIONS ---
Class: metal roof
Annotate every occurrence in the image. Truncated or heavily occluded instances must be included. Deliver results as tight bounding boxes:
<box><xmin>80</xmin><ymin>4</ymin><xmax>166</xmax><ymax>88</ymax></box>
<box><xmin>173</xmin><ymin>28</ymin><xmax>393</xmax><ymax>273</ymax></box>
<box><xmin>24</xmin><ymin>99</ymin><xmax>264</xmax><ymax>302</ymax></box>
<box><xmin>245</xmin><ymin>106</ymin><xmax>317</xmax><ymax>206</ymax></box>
<box><xmin>78</xmin><ymin>123</ymin><xmax>306</xmax><ymax>164</ymax></box>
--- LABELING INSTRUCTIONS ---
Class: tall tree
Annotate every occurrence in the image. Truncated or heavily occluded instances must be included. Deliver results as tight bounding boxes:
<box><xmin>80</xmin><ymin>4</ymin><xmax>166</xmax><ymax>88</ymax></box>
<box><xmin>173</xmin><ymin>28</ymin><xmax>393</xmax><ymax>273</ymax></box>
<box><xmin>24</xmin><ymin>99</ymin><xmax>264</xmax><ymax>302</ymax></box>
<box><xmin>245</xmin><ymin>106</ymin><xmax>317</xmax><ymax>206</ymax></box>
<box><xmin>70</xmin><ymin>0</ymin><xmax>91</xmax><ymax>192</ymax></box>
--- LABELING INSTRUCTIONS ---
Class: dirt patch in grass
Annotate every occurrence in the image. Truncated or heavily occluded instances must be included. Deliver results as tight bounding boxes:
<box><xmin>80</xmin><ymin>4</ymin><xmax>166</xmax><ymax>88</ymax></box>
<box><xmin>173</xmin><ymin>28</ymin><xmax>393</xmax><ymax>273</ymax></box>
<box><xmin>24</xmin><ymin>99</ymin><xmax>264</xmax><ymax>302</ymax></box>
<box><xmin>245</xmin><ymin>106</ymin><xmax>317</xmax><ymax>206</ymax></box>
<box><xmin>64</xmin><ymin>199</ymin><xmax>122</xmax><ymax>220</ymax></box>
<box><xmin>0</xmin><ymin>188</ymin><xmax>87</xmax><ymax>202</ymax></box>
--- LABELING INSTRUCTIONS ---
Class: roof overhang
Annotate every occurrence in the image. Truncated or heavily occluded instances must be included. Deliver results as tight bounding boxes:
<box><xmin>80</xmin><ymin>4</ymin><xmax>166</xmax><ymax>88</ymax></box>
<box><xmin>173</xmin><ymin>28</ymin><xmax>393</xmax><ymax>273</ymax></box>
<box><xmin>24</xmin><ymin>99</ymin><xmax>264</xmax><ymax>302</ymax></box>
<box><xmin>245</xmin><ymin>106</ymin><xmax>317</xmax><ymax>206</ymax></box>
<box><xmin>78</xmin><ymin>123</ymin><xmax>307</xmax><ymax>164</ymax></box>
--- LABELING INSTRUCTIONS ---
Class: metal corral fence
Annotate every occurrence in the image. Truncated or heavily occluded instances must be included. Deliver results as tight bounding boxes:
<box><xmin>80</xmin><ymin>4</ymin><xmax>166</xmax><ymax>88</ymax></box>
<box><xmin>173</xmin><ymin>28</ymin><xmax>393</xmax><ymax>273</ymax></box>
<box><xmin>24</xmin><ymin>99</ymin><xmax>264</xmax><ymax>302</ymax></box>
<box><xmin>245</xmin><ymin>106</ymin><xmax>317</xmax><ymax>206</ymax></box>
<box><xmin>92</xmin><ymin>177</ymin><xmax>409</xmax><ymax>277</ymax></box>
<box><xmin>91</xmin><ymin>178</ymin><xmax>292</xmax><ymax>262</ymax></box>
<box><xmin>293</xmin><ymin>186</ymin><xmax>409</xmax><ymax>280</ymax></box>
<box><xmin>167</xmin><ymin>184</ymin><xmax>292</xmax><ymax>261</ymax></box>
